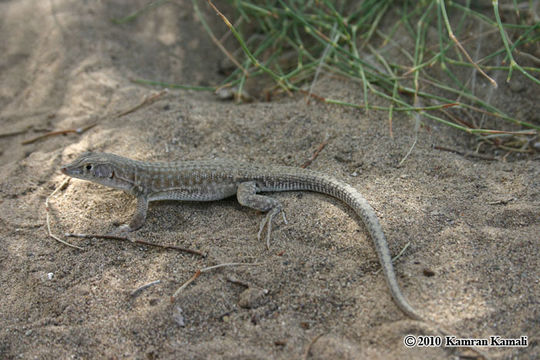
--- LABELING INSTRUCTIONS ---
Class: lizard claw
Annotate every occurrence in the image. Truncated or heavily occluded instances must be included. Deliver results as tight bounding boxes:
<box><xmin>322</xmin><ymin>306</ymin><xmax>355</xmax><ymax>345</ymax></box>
<box><xmin>257</xmin><ymin>206</ymin><xmax>283</xmax><ymax>250</ymax></box>
<box><xmin>117</xmin><ymin>224</ymin><xmax>132</xmax><ymax>233</ymax></box>
<box><xmin>281</xmin><ymin>210</ymin><xmax>288</xmax><ymax>225</ymax></box>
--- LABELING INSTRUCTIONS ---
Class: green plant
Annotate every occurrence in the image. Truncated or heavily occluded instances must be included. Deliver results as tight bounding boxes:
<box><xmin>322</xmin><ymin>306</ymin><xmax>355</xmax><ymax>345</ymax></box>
<box><xmin>120</xmin><ymin>0</ymin><xmax>540</xmax><ymax>152</ymax></box>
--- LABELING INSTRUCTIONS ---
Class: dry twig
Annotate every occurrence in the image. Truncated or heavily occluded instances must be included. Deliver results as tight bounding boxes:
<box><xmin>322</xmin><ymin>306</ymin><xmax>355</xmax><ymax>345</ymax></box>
<box><xmin>0</xmin><ymin>125</ymin><xmax>33</xmax><ymax>138</ymax></box>
<box><xmin>375</xmin><ymin>242</ymin><xmax>410</xmax><ymax>275</ymax></box>
<box><xmin>433</xmin><ymin>145</ymin><xmax>497</xmax><ymax>161</ymax></box>
<box><xmin>65</xmin><ymin>232</ymin><xmax>206</xmax><ymax>257</ymax></box>
<box><xmin>23</xmin><ymin>122</ymin><xmax>97</xmax><ymax>145</ymax></box>
<box><xmin>301</xmin><ymin>134</ymin><xmax>330</xmax><ymax>169</ymax></box>
<box><xmin>302</xmin><ymin>333</ymin><xmax>324</xmax><ymax>360</ymax></box>
<box><xmin>23</xmin><ymin>90</ymin><xmax>168</xmax><ymax>145</ymax></box>
<box><xmin>131</xmin><ymin>280</ymin><xmax>161</xmax><ymax>298</ymax></box>
<box><xmin>171</xmin><ymin>262</ymin><xmax>262</xmax><ymax>300</ymax></box>
<box><xmin>115</xmin><ymin>89</ymin><xmax>168</xmax><ymax>118</ymax></box>
<box><xmin>45</xmin><ymin>178</ymin><xmax>83</xmax><ymax>250</ymax></box>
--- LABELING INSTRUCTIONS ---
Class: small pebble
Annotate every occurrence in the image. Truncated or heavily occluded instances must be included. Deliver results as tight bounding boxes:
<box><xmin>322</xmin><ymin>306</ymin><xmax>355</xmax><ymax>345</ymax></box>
<box><xmin>508</xmin><ymin>77</ymin><xmax>526</xmax><ymax>93</ymax></box>
<box><xmin>173</xmin><ymin>306</ymin><xmax>185</xmax><ymax>327</ymax></box>
<box><xmin>238</xmin><ymin>287</ymin><xmax>268</xmax><ymax>309</ymax></box>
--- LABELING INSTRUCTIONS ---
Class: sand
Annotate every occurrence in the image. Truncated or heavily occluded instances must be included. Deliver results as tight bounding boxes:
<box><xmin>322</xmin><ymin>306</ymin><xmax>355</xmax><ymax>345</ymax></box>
<box><xmin>1</xmin><ymin>1</ymin><xmax>538</xmax><ymax>359</ymax></box>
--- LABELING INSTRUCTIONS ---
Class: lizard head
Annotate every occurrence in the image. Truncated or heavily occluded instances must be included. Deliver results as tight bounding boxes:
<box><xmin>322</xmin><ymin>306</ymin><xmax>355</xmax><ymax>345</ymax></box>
<box><xmin>61</xmin><ymin>152</ymin><xmax>133</xmax><ymax>191</ymax></box>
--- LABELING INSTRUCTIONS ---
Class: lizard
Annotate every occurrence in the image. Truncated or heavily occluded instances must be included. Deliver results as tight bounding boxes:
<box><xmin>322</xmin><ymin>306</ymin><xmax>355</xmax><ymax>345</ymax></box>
<box><xmin>60</xmin><ymin>151</ymin><xmax>422</xmax><ymax>321</ymax></box>
<box><xmin>60</xmin><ymin>152</ymin><xmax>492</xmax><ymax>359</ymax></box>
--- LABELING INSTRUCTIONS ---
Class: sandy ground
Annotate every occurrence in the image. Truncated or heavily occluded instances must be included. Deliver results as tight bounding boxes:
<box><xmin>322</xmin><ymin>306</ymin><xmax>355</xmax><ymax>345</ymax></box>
<box><xmin>1</xmin><ymin>1</ymin><xmax>538</xmax><ymax>359</ymax></box>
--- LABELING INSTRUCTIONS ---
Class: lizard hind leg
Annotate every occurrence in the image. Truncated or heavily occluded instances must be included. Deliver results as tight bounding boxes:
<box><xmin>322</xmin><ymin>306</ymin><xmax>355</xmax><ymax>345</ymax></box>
<box><xmin>237</xmin><ymin>181</ymin><xmax>286</xmax><ymax>249</ymax></box>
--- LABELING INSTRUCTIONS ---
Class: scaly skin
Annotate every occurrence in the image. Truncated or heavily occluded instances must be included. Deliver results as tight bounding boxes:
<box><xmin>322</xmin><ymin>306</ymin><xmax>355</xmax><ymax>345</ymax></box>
<box><xmin>61</xmin><ymin>151</ymin><xmax>422</xmax><ymax>320</ymax></box>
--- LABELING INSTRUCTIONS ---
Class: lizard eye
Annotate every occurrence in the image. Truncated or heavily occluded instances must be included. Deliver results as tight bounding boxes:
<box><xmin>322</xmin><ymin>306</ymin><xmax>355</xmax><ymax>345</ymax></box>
<box><xmin>85</xmin><ymin>164</ymin><xmax>93</xmax><ymax>171</ymax></box>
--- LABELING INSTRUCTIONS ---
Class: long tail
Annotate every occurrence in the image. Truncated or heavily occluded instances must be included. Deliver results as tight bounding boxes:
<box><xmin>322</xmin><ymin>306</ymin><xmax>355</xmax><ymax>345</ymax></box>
<box><xmin>262</xmin><ymin>169</ymin><xmax>423</xmax><ymax>320</ymax></box>
<box><xmin>271</xmin><ymin>170</ymin><xmax>490</xmax><ymax>359</ymax></box>
<box><xmin>311</xmin><ymin>174</ymin><xmax>423</xmax><ymax>321</ymax></box>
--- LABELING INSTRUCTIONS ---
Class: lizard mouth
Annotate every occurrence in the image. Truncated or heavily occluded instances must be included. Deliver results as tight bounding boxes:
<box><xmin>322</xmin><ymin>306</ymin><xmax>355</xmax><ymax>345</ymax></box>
<box><xmin>60</xmin><ymin>167</ymin><xmax>68</xmax><ymax>175</ymax></box>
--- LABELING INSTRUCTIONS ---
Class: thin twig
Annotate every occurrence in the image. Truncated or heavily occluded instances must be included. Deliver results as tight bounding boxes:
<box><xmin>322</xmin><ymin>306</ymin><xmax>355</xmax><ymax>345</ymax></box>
<box><xmin>225</xmin><ymin>276</ymin><xmax>250</xmax><ymax>288</ymax></box>
<box><xmin>171</xmin><ymin>262</ymin><xmax>262</xmax><ymax>300</ymax></box>
<box><xmin>171</xmin><ymin>270</ymin><xmax>202</xmax><ymax>300</ymax></box>
<box><xmin>206</xmin><ymin>0</ymin><xmax>292</xmax><ymax>95</ymax></box>
<box><xmin>0</xmin><ymin>125</ymin><xmax>32</xmax><ymax>138</ymax></box>
<box><xmin>301</xmin><ymin>134</ymin><xmax>330</xmax><ymax>168</ymax></box>
<box><xmin>115</xmin><ymin>89</ymin><xmax>168</xmax><ymax>118</ymax></box>
<box><xmin>375</xmin><ymin>242</ymin><xmax>410</xmax><ymax>275</ymax></box>
<box><xmin>297</xmin><ymin>89</ymin><xmax>327</xmax><ymax>102</ymax></box>
<box><xmin>392</xmin><ymin>242</ymin><xmax>410</xmax><ymax>263</ymax></box>
<box><xmin>449</xmin><ymin>31</ymin><xmax>498</xmax><ymax>88</ymax></box>
<box><xmin>398</xmin><ymin>104</ymin><xmax>420</xmax><ymax>166</ymax></box>
<box><xmin>433</xmin><ymin>145</ymin><xmax>497</xmax><ymax>161</ymax></box>
<box><xmin>487</xmin><ymin>197</ymin><xmax>516</xmax><ymax>205</ymax></box>
<box><xmin>192</xmin><ymin>0</ymin><xmax>247</xmax><ymax>76</ymax></box>
<box><xmin>111</xmin><ymin>0</ymin><xmax>168</xmax><ymax>24</ymax></box>
<box><xmin>22</xmin><ymin>122</ymin><xmax>98</xmax><ymax>145</ymax></box>
<box><xmin>131</xmin><ymin>280</ymin><xmax>161</xmax><ymax>298</ymax></box>
<box><xmin>203</xmin><ymin>263</ymin><xmax>256</xmax><ymax>272</ymax></box>
<box><xmin>302</xmin><ymin>333</ymin><xmax>324</xmax><ymax>360</ymax></box>
<box><xmin>22</xmin><ymin>90</ymin><xmax>167</xmax><ymax>145</ymax></box>
<box><xmin>307</xmin><ymin>23</ymin><xmax>338</xmax><ymax>104</ymax></box>
<box><xmin>437</xmin><ymin>0</ymin><xmax>497</xmax><ymax>88</ymax></box>
<box><xmin>45</xmin><ymin>178</ymin><xmax>83</xmax><ymax>250</ymax></box>
<box><xmin>65</xmin><ymin>232</ymin><xmax>206</xmax><ymax>257</ymax></box>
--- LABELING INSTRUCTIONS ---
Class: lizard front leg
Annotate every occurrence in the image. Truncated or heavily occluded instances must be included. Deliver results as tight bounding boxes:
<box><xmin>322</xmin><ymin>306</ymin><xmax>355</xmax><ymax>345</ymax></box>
<box><xmin>237</xmin><ymin>181</ymin><xmax>287</xmax><ymax>249</ymax></box>
<box><xmin>118</xmin><ymin>195</ymin><xmax>149</xmax><ymax>232</ymax></box>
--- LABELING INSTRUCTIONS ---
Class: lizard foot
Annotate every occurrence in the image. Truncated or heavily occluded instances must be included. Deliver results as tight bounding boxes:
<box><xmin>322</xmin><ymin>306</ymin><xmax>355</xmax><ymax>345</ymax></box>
<box><xmin>257</xmin><ymin>206</ymin><xmax>287</xmax><ymax>249</ymax></box>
